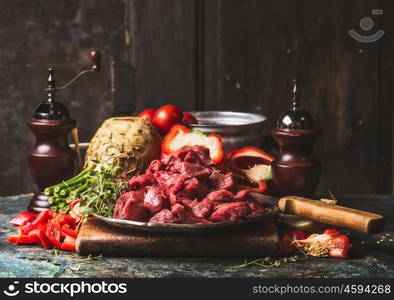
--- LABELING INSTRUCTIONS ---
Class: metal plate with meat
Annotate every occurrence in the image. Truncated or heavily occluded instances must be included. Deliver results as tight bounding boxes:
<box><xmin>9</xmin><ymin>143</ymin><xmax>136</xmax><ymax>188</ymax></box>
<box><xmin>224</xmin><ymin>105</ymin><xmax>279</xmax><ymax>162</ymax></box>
<box><xmin>93</xmin><ymin>145</ymin><xmax>277</xmax><ymax>233</ymax></box>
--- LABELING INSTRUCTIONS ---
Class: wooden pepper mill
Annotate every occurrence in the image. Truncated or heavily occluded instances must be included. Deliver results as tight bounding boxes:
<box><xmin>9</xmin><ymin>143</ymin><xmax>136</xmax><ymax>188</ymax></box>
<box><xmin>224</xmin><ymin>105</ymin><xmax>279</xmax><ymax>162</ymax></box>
<box><xmin>271</xmin><ymin>79</ymin><xmax>321</xmax><ymax>197</ymax></box>
<box><xmin>27</xmin><ymin>50</ymin><xmax>101</xmax><ymax>213</ymax></box>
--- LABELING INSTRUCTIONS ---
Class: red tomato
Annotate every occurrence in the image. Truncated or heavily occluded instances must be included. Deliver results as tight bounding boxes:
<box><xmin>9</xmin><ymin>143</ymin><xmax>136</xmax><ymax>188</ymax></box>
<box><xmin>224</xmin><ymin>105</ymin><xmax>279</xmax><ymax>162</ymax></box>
<box><xmin>153</xmin><ymin>105</ymin><xmax>183</xmax><ymax>134</ymax></box>
<box><xmin>137</xmin><ymin>109</ymin><xmax>156</xmax><ymax>122</ymax></box>
<box><xmin>183</xmin><ymin>113</ymin><xmax>198</xmax><ymax>124</ymax></box>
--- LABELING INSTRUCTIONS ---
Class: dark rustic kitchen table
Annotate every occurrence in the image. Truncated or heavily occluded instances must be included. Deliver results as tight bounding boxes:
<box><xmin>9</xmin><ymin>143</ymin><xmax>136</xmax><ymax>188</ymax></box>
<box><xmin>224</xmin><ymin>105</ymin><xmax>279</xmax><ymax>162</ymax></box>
<box><xmin>0</xmin><ymin>194</ymin><xmax>393</xmax><ymax>278</ymax></box>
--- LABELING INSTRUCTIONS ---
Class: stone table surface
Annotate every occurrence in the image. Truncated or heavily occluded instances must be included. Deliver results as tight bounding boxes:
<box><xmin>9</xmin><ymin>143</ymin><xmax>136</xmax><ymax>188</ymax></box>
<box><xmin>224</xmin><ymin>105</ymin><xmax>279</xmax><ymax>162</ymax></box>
<box><xmin>0</xmin><ymin>194</ymin><xmax>393</xmax><ymax>278</ymax></box>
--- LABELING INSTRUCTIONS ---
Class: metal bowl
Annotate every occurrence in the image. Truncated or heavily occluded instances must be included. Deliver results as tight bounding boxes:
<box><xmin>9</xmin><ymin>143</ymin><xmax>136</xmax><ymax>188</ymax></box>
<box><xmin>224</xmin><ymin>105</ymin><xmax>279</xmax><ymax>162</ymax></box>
<box><xmin>187</xmin><ymin>111</ymin><xmax>267</xmax><ymax>151</ymax></box>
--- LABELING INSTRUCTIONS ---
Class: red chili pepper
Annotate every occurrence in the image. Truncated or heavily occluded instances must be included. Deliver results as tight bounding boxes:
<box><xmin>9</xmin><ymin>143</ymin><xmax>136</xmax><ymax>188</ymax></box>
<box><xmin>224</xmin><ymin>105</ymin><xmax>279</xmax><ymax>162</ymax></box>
<box><xmin>10</xmin><ymin>211</ymin><xmax>37</xmax><ymax>226</ymax></box>
<box><xmin>161</xmin><ymin>124</ymin><xmax>224</xmax><ymax>164</ymax></box>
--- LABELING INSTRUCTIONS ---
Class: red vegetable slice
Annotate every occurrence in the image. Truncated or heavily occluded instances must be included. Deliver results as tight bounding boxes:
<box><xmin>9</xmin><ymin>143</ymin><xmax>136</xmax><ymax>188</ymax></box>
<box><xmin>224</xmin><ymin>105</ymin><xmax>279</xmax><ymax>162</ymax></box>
<box><xmin>61</xmin><ymin>224</ymin><xmax>78</xmax><ymax>238</ymax></box>
<box><xmin>54</xmin><ymin>212</ymin><xmax>77</xmax><ymax>227</ymax></box>
<box><xmin>60</xmin><ymin>243</ymin><xmax>76</xmax><ymax>251</ymax></box>
<box><xmin>19</xmin><ymin>210</ymin><xmax>52</xmax><ymax>235</ymax></box>
<box><xmin>161</xmin><ymin>124</ymin><xmax>224</xmax><ymax>164</ymax></box>
<box><xmin>10</xmin><ymin>211</ymin><xmax>37</xmax><ymax>226</ymax></box>
<box><xmin>37</xmin><ymin>226</ymin><xmax>53</xmax><ymax>249</ymax></box>
<box><xmin>45</xmin><ymin>220</ymin><xmax>63</xmax><ymax>249</ymax></box>
<box><xmin>15</xmin><ymin>235</ymin><xmax>37</xmax><ymax>244</ymax></box>
<box><xmin>7</xmin><ymin>236</ymin><xmax>18</xmax><ymax>243</ymax></box>
<box><xmin>8</xmin><ymin>209</ymin><xmax>78</xmax><ymax>251</ymax></box>
<box><xmin>60</xmin><ymin>235</ymin><xmax>76</xmax><ymax>251</ymax></box>
<box><xmin>226</xmin><ymin>146</ymin><xmax>274</xmax><ymax>194</ymax></box>
<box><xmin>32</xmin><ymin>210</ymin><xmax>52</xmax><ymax>225</ymax></box>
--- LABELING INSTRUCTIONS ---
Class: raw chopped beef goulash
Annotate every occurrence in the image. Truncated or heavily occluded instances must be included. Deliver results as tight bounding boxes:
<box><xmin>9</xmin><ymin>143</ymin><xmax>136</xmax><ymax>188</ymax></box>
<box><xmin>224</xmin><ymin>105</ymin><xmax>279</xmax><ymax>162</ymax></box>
<box><xmin>113</xmin><ymin>145</ymin><xmax>266</xmax><ymax>224</ymax></box>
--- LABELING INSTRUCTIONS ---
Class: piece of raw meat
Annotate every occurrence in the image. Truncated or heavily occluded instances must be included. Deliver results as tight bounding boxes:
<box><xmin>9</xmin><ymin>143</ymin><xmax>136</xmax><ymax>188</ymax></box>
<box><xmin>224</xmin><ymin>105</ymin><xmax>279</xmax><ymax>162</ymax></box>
<box><xmin>143</xmin><ymin>186</ymin><xmax>170</xmax><ymax>214</ymax></box>
<box><xmin>205</xmin><ymin>189</ymin><xmax>236</xmax><ymax>204</ymax></box>
<box><xmin>209</xmin><ymin>170</ymin><xmax>235</xmax><ymax>190</ymax></box>
<box><xmin>209</xmin><ymin>202</ymin><xmax>251</xmax><ymax>222</ymax></box>
<box><xmin>149</xmin><ymin>209</ymin><xmax>178</xmax><ymax>223</ymax></box>
<box><xmin>128</xmin><ymin>174</ymin><xmax>157</xmax><ymax>190</ymax></box>
<box><xmin>114</xmin><ymin>191</ymin><xmax>149</xmax><ymax>222</ymax></box>
<box><xmin>190</xmin><ymin>199</ymin><xmax>214</xmax><ymax>219</ymax></box>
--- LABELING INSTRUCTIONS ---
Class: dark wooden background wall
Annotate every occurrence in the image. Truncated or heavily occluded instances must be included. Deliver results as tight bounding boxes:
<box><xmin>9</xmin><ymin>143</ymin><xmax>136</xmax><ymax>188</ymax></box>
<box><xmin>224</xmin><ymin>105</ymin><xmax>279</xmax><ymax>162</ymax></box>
<box><xmin>0</xmin><ymin>0</ymin><xmax>393</xmax><ymax>196</ymax></box>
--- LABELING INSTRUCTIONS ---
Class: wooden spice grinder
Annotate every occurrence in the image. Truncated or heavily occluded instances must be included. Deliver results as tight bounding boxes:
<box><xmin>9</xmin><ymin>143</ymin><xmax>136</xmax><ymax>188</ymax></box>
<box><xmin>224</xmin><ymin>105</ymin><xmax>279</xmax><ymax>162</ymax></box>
<box><xmin>271</xmin><ymin>80</ymin><xmax>321</xmax><ymax>230</ymax></box>
<box><xmin>27</xmin><ymin>51</ymin><xmax>101</xmax><ymax>213</ymax></box>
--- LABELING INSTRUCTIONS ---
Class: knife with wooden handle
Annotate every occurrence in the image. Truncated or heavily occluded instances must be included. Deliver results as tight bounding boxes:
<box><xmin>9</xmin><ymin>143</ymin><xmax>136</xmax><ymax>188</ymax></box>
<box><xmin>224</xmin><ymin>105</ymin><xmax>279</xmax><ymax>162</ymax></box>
<box><xmin>278</xmin><ymin>196</ymin><xmax>385</xmax><ymax>234</ymax></box>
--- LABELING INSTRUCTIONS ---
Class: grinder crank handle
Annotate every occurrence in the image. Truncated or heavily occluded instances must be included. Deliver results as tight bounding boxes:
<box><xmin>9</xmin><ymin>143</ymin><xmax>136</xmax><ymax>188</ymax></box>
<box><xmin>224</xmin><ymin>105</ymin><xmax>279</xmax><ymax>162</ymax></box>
<box><xmin>278</xmin><ymin>196</ymin><xmax>385</xmax><ymax>234</ymax></box>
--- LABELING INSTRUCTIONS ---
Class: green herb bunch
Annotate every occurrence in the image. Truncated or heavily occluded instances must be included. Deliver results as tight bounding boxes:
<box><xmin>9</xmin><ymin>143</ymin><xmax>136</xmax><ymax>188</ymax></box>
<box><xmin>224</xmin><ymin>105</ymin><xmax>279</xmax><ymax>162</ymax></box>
<box><xmin>45</xmin><ymin>162</ymin><xmax>128</xmax><ymax>217</ymax></box>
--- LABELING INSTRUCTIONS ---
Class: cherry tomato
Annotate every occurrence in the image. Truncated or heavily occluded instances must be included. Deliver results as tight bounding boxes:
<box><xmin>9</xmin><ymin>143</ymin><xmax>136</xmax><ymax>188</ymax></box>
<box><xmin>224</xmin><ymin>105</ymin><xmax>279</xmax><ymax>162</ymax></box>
<box><xmin>153</xmin><ymin>105</ymin><xmax>183</xmax><ymax>134</ymax></box>
<box><xmin>137</xmin><ymin>109</ymin><xmax>156</xmax><ymax>122</ymax></box>
<box><xmin>183</xmin><ymin>113</ymin><xmax>198</xmax><ymax>124</ymax></box>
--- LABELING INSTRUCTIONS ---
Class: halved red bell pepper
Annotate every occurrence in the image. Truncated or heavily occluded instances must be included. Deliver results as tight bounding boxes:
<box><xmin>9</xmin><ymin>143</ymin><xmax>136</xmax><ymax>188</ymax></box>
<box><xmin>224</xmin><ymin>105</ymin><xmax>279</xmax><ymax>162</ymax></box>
<box><xmin>226</xmin><ymin>147</ymin><xmax>275</xmax><ymax>194</ymax></box>
<box><xmin>10</xmin><ymin>211</ymin><xmax>37</xmax><ymax>226</ymax></box>
<box><xmin>292</xmin><ymin>229</ymin><xmax>350</xmax><ymax>258</ymax></box>
<box><xmin>161</xmin><ymin>124</ymin><xmax>224</xmax><ymax>164</ymax></box>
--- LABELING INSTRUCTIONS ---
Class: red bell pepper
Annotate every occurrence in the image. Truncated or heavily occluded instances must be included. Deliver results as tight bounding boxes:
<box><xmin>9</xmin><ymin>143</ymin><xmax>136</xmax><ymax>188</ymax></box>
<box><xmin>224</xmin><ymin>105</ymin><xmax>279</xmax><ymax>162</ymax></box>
<box><xmin>45</xmin><ymin>219</ymin><xmax>63</xmax><ymax>249</ymax></box>
<box><xmin>10</xmin><ymin>211</ymin><xmax>37</xmax><ymax>226</ymax></box>
<box><xmin>19</xmin><ymin>210</ymin><xmax>52</xmax><ymax>235</ymax></box>
<box><xmin>38</xmin><ymin>226</ymin><xmax>53</xmax><ymax>249</ymax></box>
<box><xmin>161</xmin><ymin>124</ymin><xmax>224</xmax><ymax>164</ymax></box>
<box><xmin>226</xmin><ymin>147</ymin><xmax>274</xmax><ymax>194</ymax></box>
<box><xmin>292</xmin><ymin>229</ymin><xmax>350</xmax><ymax>258</ymax></box>
<box><xmin>61</xmin><ymin>224</ymin><xmax>78</xmax><ymax>238</ymax></box>
<box><xmin>227</xmin><ymin>146</ymin><xmax>275</xmax><ymax>163</ymax></box>
<box><xmin>60</xmin><ymin>235</ymin><xmax>76</xmax><ymax>251</ymax></box>
<box><xmin>54</xmin><ymin>212</ymin><xmax>77</xmax><ymax>227</ymax></box>
<box><xmin>15</xmin><ymin>235</ymin><xmax>37</xmax><ymax>244</ymax></box>
<box><xmin>9</xmin><ymin>208</ymin><xmax>79</xmax><ymax>252</ymax></box>
<box><xmin>7</xmin><ymin>236</ymin><xmax>18</xmax><ymax>243</ymax></box>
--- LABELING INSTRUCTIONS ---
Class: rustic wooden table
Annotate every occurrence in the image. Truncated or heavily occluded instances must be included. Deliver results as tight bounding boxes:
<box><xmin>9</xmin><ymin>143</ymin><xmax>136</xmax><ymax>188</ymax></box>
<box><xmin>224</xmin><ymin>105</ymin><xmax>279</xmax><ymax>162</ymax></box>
<box><xmin>0</xmin><ymin>194</ymin><xmax>393</xmax><ymax>278</ymax></box>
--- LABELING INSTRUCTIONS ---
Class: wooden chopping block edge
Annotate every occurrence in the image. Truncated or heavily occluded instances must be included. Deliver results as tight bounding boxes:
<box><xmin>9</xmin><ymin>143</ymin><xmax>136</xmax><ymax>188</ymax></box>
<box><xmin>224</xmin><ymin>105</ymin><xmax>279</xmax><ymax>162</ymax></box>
<box><xmin>76</xmin><ymin>218</ymin><xmax>281</xmax><ymax>258</ymax></box>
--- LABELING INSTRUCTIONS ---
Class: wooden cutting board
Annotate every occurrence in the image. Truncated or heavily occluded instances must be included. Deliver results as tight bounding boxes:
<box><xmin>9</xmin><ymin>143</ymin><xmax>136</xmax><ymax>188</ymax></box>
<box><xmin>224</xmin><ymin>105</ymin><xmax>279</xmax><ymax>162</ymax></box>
<box><xmin>76</xmin><ymin>218</ymin><xmax>281</xmax><ymax>257</ymax></box>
